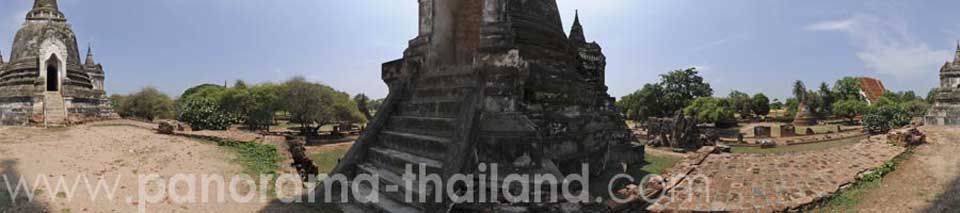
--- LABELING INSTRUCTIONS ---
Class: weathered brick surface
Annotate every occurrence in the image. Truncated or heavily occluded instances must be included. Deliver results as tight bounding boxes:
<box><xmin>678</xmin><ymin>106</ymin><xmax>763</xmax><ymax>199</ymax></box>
<box><xmin>649</xmin><ymin>139</ymin><xmax>905</xmax><ymax>212</ymax></box>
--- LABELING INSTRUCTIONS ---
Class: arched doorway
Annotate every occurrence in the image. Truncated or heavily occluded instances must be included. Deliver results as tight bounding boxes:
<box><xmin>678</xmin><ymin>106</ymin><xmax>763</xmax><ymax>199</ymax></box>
<box><xmin>45</xmin><ymin>55</ymin><xmax>59</xmax><ymax>92</ymax></box>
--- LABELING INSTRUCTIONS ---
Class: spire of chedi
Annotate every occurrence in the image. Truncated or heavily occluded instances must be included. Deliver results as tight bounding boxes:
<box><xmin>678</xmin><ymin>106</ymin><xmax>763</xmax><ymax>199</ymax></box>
<box><xmin>85</xmin><ymin>43</ymin><xmax>96</xmax><ymax>66</ymax></box>
<box><xmin>569</xmin><ymin>10</ymin><xmax>587</xmax><ymax>44</ymax></box>
<box><xmin>954</xmin><ymin>41</ymin><xmax>960</xmax><ymax>64</ymax></box>
<box><xmin>27</xmin><ymin>0</ymin><xmax>65</xmax><ymax>21</ymax></box>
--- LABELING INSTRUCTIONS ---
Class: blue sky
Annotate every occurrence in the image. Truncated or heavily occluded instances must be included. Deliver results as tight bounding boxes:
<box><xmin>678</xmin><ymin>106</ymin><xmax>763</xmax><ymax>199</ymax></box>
<box><xmin>1</xmin><ymin>0</ymin><xmax>959</xmax><ymax>101</ymax></box>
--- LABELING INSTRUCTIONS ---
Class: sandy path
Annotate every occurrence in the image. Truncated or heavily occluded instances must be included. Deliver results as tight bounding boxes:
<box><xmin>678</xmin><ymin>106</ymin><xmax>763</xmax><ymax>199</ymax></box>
<box><xmin>855</xmin><ymin>126</ymin><xmax>960</xmax><ymax>212</ymax></box>
<box><xmin>0</xmin><ymin>122</ymin><xmax>317</xmax><ymax>212</ymax></box>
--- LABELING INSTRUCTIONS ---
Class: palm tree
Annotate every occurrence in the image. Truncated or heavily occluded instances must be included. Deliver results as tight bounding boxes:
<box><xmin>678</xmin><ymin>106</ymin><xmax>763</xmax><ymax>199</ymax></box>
<box><xmin>793</xmin><ymin>80</ymin><xmax>807</xmax><ymax>103</ymax></box>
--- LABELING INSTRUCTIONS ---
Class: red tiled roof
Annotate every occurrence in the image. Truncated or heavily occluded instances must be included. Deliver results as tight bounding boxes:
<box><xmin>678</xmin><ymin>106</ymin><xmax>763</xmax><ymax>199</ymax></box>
<box><xmin>857</xmin><ymin>77</ymin><xmax>886</xmax><ymax>103</ymax></box>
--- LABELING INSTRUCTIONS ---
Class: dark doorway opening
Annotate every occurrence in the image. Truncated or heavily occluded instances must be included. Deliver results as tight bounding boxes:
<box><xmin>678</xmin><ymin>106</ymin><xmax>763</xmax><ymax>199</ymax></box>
<box><xmin>45</xmin><ymin>55</ymin><xmax>60</xmax><ymax>92</ymax></box>
<box><xmin>46</xmin><ymin>66</ymin><xmax>58</xmax><ymax>92</ymax></box>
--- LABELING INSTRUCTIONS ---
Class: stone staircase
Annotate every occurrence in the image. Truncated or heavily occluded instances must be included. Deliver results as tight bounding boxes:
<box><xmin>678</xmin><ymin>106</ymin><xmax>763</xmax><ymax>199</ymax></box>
<box><xmin>338</xmin><ymin>66</ymin><xmax>479</xmax><ymax>212</ymax></box>
<box><xmin>43</xmin><ymin>92</ymin><xmax>67</xmax><ymax>126</ymax></box>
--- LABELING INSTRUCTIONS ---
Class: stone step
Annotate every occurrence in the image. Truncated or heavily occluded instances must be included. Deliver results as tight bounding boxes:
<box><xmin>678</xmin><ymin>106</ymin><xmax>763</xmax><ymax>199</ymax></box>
<box><xmin>385</xmin><ymin>116</ymin><xmax>455</xmax><ymax>138</ymax></box>
<box><xmin>378</xmin><ymin>131</ymin><xmax>450</xmax><ymax>160</ymax></box>
<box><xmin>368</xmin><ymin>147</ymin><xmax>443</xmax><ymax>176</ymax></box>
<box><xmin>43</xmin><ymin>93</ymin><xmax>67</xmax><ymax>124</ymax></box>
<box><xmin>357</xmin><ymin>163</ymin><xmax>437</xmax><ymax>205</ymax></box>
<box><xmin>412</xmin><ymin>86</ymin><xmax>475</xmax><ymax>100</ymax></box>
<box><xmin>349</xmin><ymin>181</ymin><xmax>422</xmax><ymax>213</ymax></box>
<box><xmin>418</xmin><ymin>67</ymin><xmax>476</xmax><ymax>80</ymax></box>
<box><xmin>395</xmin><ymin>97</ymin><xmax>462</xmax><ymax>118</ymax></box>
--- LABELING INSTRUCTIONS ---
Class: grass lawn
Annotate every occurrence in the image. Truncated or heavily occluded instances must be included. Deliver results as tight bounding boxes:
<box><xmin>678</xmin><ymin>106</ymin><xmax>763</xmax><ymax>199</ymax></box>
<box><xmin>732</xmin><ymin>136</ymin><xmax>865</xmax><ymax>154</ymax></box>
<box><xmin>640</xmin><ymin>153</ymin><xmax>683</xmax><ymax>175</ymax></box>
<box><xmin>310</xmin><ymin>145</ymin><xmax>352</xmax><ymax>175</ymax></box>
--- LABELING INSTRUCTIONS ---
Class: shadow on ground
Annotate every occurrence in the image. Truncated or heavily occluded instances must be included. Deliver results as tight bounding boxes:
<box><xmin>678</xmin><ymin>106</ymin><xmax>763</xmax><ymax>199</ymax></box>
<box><xmin>258</xmin><ymin>185</ymin><xmax>343</xmax><ymax>213</ymax></box>
<box><xmin>0</xmin><ymin>159</ymin><xmax>48</xmax><ymax>212</ymax></box>
<box><xmin>925</xmin><ymin>175</ymin><xmax>960</xmax><ymax>212</ymax></box>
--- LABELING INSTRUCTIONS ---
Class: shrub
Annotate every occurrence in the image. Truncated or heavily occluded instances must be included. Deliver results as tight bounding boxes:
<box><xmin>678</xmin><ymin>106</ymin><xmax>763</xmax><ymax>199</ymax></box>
<box><xmin>683</xmin><ymin>97</ymin><xmax>735</xmax><ymax>126</ymax></box>
<box><xmin>832</xmin><ymin>99</ymin><xmax>868</xmax><ymax>124</ymax></box>
<box><xmin>177</xmin><ymin>97</ymin><xmax>237</xmax><ymax>130</ymax></box>
<box><xmin>115</xmin><ymin>87</ymin><xmax>174</xmax><ymax>121</ymax></box>
<box><xmin>862</xmin><ymin>105</ymin><xmax>910</xmax><ymax>134</ymax></box>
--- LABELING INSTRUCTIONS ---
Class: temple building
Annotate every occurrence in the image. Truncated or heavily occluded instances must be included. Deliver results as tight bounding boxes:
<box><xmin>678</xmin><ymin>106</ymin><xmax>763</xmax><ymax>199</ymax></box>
<box><xmin>857</xmin><ymin>77</ymin><xmax>886</xmax><ymax>105</ymax></box>
<box><xmin>331</xmin><ymin>1</ymin><xmax>640</xmax><ymax>212</ymax></box>
<box><xmin>925</xmin><ymin>43</ymin><xmax>960</xmax><ymax>125</ymax></box>
<box><xmin>0</xmin><ymin>0</ymin><xmax>114</xmax><ymax>126</ymax></box>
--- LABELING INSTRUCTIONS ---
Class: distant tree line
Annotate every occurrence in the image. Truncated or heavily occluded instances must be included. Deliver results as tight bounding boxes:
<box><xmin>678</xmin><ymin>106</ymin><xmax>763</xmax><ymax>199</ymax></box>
<box><xmin>616</xmin><ymin>67</ymin><xmax>773</xmax><ymax>126</ymax></box>
<box><xmin>617</xmin><ymin>69</ymin><xmax>932</xmax><ymax>133</ymax></box>
<box><xmin>788</xmin><ymin>77</ymin><xmax>930</xmax><ymax>133</ymax></box>
<box><xmin>111</xmin><ymin>76</ymin><xmax>378</xmax><ymax>135</ymax></box>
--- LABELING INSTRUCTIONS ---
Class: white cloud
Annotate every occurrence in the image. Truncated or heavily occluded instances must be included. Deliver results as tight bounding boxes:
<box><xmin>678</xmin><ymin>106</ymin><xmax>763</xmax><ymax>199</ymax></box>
<box><xmin>805</xmin><ymin>14</ymin><xmax>951</xmax><ymax>79</ymax></box>
<box><xmin>805</xmin><ymin>19</ymin><xmax>856</xmax><ymax>31</ymax></box>
<box><xmin>689</xmin><ymin>34</ymin><xmax>746</xmax><ymax>53</ymax></box>
<box><xmin>688</xmin><ymin>65</ymin><xmax>710</xmax><ymax>71</ymax></box>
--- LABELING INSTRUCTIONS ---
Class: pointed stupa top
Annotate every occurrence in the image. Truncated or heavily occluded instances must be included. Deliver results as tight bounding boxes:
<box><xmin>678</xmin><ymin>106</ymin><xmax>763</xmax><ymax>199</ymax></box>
<box><xmin>954</xmin><ymin>41</ymin><xmax>960</xmax><ymax>63</ymax></box>
<box><xmin>27</xmin><ymin>0</ymin><xmax>65</xmax><ymax>21</ymax></box>
<box><xmin>85</xmin><ymin>43</ymin><xmax>96</xmax><ymax>66</ymax></box>
<box><xmin>33</xmin><ymin>0</ymin><xmax>59</xmax><ymax>10</ymax></box>
<box><xmin>569</xmin><ymin>10</ymin><xmax>587</xmax><ymax>44</ymax></box>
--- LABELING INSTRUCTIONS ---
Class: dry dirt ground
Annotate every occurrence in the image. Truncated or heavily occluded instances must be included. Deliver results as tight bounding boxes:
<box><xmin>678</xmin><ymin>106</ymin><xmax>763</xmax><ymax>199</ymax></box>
<box><xmin>856</xmin><ymin>125</ymin><xmax>960</xmax><ymax>212</ymax></box>
<box><xmin>0</xmin><ymin>121</ymin><xmax>317</xmax><ymax>212</ymax></box>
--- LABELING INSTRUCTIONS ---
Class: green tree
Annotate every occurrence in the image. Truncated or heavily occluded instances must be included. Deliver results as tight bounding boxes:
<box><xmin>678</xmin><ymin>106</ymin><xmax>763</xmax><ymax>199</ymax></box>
<box><xmin>354</xmin><ymin>93</ymin><xmax>373</xmax><ymax>121</ymax></box>
<box><xmin>369</xmin><ymin>98</ymin><xmax>384</xmax><ymax>113</ymax></box>
<box><xmin>832</xmin><ymin>99</ymin><xmax>868</xmax><ymax>124</ymax></box>
<box><xmin>233</xmin><ymin>80</ymin><xmax>248</xmax><ymax>90</ymax></box>
<box><xmin>617</xmin><ymin>83</ymin><xmax>668</xmax><ymax>121</ymax></box>
<box><xmin>660</xmin><ymin>68</ymin><xmax>713</xmax><ymax>114</ymax></box>
<box><xmin>818</xmin><ymin>82</ymin><xmax>835</xmax><ymax>114</ymax></box>
<box><xmin>219</xmin><ymin>86</ymin><xmax>255</xmax><ymax>122</ymax></box>
<box><xmin>805</xmin><ymin>90</ymin><xmax>824</xmax><ymax>115</ymax></box>
<box><xmin>862</xmin><ymin>105</ymin><xmax>910</xmax><ymax>134</ymax></box>
<box><xmin>900</xmin><ymin>91</ymin><xmax>920</xmax><ymax>102</ymax></box>
<box><xmin>727</xmin><ymin>90</ymin><xmax>752</xmax><ymax>118</ymax></box>
<box><xmin>240</xmin><ymin>84</ymin><xmax>284</xmax><ymax>130</ymax></box>
<box><xmin>284</xmin><ymin>77</ymin><xmax>330</xmax><ymax>135</ymax></box>
<box><xmin>177</xmin><ymin>96</ymin><xmax>237</xmax><ymax>130</ymax></box>
<box><xmin>902</xmin><ymin>100</ymin><xmax>930</xmax><ymax>118</ymax></box>
<box><xmin>833</xmin><ymin>77</ymin><xmax>862</xmax><ymax>101</ymax></box>
<box><xmin>793</xmin><ymin>80</ymin><xmax>807</xmax><ymax>103</ymax></box>
<box><xmin>770</xmin><ymin>99</ymin><xmax>784</xmax><ymax>110</ymax></box>
<box><xmin>109</xmin><ymin>94</ymin><xmax>127</xmax><ymax>112</ymax></box>
<box><xmin>283</xmin><ymin>77</ymin><xmax>367</xmax><ymax>135</ymax></box>
<box><xmin>752</xmin><ymin>93</ymin><xmax>771</xmax><ymax>117</ymax></box>
<box><xmin>874</xmin><ymin>96</ymin><xmax>897</xmax><ymax>108</ymax></box>
<box><xmin>683</xmin><ymin>97</ymin><xmax>735</xmax><ymax>126</ymax></box>
<box><xmin>117</xmin><ymin>87</ymin><xmax>175</xmax><ymax>121</ymax></box>
<box><xmin>785</xmin><ymin>98</ymin><xmax>800</xmax><ymax>118</ymax></box>
<box><xmin>180</xmin><ymin>84</ymin><xmax>226</xmax><ymax>101</ymax></box>
<box><xmin>927</xmin><ymin>88</ymin><xmax>939</xmax><ymax>104</ymax></box>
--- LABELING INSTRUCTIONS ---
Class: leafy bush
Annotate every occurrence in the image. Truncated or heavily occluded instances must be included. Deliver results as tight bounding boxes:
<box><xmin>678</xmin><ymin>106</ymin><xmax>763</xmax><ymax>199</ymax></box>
<box><xmin>862</xmin><ymin>105</ymin><xmax>910</xmax><ymax>134</ymax></box>
<box><xmin>752</xmin><ymin>93</ymin><xmax>771</xmax><ymax>117</ymax></box>
<box><xmin>177</xmin><ymin>97</ymin><xmax>237</xmax><ymax>130</ymax></box>
<box><xmin>283</xmin><ymin>77</ymin><xmax>366</xmax><ymax>135</ymax></box>
<box><xmin>114</xmin><ymin>87</ymin><xmax>175</xmax><ymax>121</ymax></box>
<box><xmin>683</xmin><ymin>97</ymin><xmax>735</xmax><ymax>126</ymax></box>
<box><xmin>832</xmin><ymin>99</ymin><xmax>868</xmax><ymax>123</ymax></box>
<box><xmin>239</xmin><ymin>84</ymin><xmax>284</xmax><ymax>130</ymax></box>
<box><xmin>901</xmin><ymin>100</ymin><xmax>929</xmax><ymax>118</ymax></box>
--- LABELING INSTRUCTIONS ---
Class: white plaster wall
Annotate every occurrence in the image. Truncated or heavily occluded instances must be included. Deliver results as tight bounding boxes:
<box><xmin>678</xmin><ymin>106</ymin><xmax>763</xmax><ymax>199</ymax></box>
<box><xmin>39</xmin><ymin>38</ymin><xmax>67</xmax><ymax>92</ymax></box>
